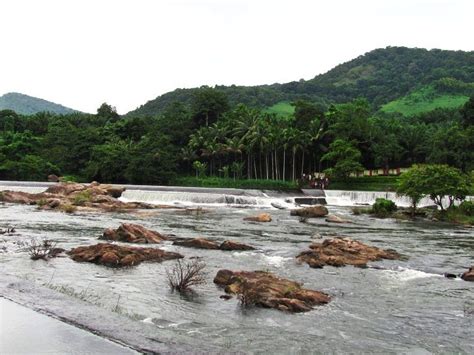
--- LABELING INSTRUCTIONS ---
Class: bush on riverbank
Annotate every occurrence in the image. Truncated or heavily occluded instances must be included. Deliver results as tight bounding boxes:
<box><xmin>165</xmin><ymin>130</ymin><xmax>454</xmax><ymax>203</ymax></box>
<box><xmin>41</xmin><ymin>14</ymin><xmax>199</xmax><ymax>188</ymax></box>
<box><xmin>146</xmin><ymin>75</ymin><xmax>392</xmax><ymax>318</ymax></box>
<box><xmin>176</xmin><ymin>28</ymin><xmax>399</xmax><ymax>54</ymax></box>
<box><xmin>172</xmin><ymin>177</ymin><xmax>298</xmax><ymax>191</ymax></box>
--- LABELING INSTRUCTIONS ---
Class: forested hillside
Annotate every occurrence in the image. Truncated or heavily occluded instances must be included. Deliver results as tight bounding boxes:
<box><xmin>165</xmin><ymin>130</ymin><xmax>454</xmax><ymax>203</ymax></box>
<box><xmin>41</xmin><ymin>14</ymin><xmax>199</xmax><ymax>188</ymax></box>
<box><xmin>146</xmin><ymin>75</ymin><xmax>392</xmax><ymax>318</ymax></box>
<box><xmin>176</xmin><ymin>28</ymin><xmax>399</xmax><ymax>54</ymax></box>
<box><xmin>128</xmin><ymin>47</ymin><xmax>474</xmax><ymax>117</ymax></box>
<box><xmin>0</xmin><ymin>92</ymin><xmax>77</xmax><ymax>115</ymax></box>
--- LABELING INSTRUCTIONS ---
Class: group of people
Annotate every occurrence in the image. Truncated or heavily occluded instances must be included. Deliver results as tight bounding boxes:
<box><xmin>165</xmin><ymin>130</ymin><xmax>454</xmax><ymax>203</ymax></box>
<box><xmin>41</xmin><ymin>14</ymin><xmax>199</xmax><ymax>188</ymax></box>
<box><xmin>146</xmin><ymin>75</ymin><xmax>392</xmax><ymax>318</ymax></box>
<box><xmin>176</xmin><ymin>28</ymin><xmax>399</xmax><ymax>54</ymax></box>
<box><xmin>300</xmin><ymin>173</ymin><xmax>330</xmax><ymax>189</ymax></box>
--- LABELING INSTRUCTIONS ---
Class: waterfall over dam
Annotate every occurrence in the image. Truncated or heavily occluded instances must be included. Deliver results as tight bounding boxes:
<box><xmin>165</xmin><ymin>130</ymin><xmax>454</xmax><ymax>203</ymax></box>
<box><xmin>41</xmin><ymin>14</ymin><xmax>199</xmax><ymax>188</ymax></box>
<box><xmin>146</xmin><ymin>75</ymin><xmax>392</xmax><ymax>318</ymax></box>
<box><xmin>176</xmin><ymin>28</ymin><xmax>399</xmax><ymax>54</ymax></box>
<box><xmin>1</xmin><ymin>180</ymin><xmax>469</xmax><ymax>208</ymax></box>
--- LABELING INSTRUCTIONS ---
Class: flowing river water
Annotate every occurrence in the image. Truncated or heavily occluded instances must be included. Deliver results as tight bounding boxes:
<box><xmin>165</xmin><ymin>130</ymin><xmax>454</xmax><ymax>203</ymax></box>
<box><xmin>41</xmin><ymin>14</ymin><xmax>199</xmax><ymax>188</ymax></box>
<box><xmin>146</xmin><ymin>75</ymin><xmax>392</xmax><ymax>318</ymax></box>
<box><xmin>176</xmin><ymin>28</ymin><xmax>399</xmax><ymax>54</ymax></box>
<box><xmin>0</xmin><ymin>183</ymin><xmax>473</xmax><ymax>353</ymax></box>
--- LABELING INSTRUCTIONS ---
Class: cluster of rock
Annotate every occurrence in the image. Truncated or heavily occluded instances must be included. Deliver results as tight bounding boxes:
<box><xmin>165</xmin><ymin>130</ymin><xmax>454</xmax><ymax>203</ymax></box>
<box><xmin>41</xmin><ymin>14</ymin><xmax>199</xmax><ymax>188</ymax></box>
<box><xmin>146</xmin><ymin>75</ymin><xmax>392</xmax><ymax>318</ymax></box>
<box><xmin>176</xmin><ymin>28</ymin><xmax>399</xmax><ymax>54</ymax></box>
<box><xmin>213</xmin><ymin>270</ymin><xmax>331</xmax><ymax>312</ymax></box>
<box><xmin>297</xmin><ymin>237</ymin><xmax>401</xmax><ymax>268</ymax></box>
<box><xmin>0</xmin><ymin>182</ymin><xmax>156</xmax><ymax>212</ymax></box>
<box><xmin>173</xmin><ymin>237</ymin><xmax>254</xmax><ymax>251</ymax></box>
<box><xmin>68</xmin><ymin>243</ymin><xmax>183</xmax><ymax>267</ymax></box>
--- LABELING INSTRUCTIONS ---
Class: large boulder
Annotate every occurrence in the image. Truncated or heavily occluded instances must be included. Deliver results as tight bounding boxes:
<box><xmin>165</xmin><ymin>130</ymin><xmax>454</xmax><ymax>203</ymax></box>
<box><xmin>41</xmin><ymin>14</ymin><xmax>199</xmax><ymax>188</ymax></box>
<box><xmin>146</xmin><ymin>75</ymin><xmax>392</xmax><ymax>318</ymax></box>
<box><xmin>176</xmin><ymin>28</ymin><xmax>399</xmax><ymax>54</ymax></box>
<box><xmin>243</xmin><ymin>213</ymin><xmax>272</xmax><ymax>222</ymax></box>
<box><xmin>101</xmin><ymin>223</ymin><xmax>168</xmax><ymax>244</ymax></box>
<box><xmin>47</xmin><ymin>174</ymin><xmax>60</xmax><ymax>182</ymax></box>
<box><xmin>297</xmin><ymin>237</ymin><xmax>401</xmax><ymax>268</ymax></box>
<box><xmin>213</xmin><ymin>270</ymin><xmax>330</xmax><ymax>312</ymax></box>
<box><xmin>461</xmin><ymin>267</ymin><xmax>474</xmax><ymax>282</ymax></box>
<box><xmin>290</xmin><ymin>205</ymin><xmax>328</xmax><ymax>218</ymax></box>
<box><xmin>67</xmin><ymin>243</ymin><xmax>183</xmax><ymax>267</ymax></box>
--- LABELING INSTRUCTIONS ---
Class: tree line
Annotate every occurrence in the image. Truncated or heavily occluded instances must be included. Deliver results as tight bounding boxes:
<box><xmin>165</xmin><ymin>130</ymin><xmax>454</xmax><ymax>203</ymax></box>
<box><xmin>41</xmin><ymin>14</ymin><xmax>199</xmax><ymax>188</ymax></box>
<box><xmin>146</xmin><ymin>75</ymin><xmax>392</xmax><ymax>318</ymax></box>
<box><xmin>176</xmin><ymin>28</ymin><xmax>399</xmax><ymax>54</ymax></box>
<box><xmin>0</xmin><ymin>87</ymin><xmax>473</xmax><ymax>184</ymax></box>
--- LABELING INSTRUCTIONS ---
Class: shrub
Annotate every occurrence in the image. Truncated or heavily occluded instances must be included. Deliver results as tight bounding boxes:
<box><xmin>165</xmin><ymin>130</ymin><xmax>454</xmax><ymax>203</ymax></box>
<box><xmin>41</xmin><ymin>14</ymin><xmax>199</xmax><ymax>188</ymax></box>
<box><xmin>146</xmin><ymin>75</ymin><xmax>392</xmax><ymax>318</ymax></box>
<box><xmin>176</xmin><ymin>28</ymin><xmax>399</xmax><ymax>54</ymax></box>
<box><xmin>459</xmin><ymin>200</ymin><xmax>474</xmax><ymax>216</ymax></box>
<box><xmin>72</xmin><ymin>190</ymin><xmax>92</xmax><ymax>206</ymax></box>
<box><xmin>166</xmin><ymin>259</ymin><xmax>207</xmax><ymax>293</ymax></box>
<box><xmin>26</xmin><ymin>239</ymin><xmax>59</xmax><ymax>260</ymax></box>
<box><xmin>372</xmin><ymin>198</ymin><xmax>397</xmax><ymax>216</ymax></box>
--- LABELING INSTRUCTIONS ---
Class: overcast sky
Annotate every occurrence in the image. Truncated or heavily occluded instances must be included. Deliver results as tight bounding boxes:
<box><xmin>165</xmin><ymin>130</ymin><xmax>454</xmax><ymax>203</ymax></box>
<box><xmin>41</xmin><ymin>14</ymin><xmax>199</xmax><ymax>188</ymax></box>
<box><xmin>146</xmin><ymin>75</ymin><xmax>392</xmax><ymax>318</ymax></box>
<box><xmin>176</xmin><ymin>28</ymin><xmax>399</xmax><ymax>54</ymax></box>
<box><xmin>0</xmin><ymin>0</ymin><xmax>472</xmax><ymax>114</ymax></box>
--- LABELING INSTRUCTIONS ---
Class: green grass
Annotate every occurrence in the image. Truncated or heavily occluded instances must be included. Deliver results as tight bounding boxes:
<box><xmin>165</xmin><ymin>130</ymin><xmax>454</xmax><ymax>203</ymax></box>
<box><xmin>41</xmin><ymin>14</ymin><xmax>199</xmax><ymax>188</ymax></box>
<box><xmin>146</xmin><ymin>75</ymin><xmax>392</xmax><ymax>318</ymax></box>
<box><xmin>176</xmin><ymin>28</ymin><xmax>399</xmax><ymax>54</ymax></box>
<box><xmin>264</xmin><ymin>101</ymin><xmax>295</xmax><ymax>117</ymax></box>
<box><xmin>327</xmin><ymin>176</ymin><xmax>399</xmax><ymax>191</ymax></box>
<box><xmin>172</xmin><ymin>176</ymin><xmax>298</xmax><ymax>191</ymax></box>
<box><xmin>381</xmin><ymin>85</ymin><xmax>469</xmax><ymax>116</ymax></box>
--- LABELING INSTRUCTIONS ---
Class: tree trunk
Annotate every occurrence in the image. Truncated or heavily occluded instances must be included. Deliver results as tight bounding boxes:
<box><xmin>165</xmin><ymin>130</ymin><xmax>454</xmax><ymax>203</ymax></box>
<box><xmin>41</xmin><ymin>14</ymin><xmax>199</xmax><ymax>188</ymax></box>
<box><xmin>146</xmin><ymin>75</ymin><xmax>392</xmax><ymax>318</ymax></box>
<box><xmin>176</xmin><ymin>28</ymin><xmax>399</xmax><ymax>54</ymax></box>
<box><xmin>283</xmin><ymin>148</ymin><xmax>286</xmax><ymax>181</ymax></box>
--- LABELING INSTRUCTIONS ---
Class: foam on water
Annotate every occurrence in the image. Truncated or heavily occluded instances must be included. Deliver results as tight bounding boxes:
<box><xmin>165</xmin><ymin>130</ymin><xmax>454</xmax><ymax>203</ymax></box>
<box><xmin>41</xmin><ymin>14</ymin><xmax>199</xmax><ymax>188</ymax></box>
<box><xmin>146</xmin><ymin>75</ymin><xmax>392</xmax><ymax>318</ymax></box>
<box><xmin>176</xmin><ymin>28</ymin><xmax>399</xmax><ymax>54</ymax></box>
<box><xmin>381</xmin><ymin>266</ymin><xmax>442</xmax><ymax>282</ymax></box>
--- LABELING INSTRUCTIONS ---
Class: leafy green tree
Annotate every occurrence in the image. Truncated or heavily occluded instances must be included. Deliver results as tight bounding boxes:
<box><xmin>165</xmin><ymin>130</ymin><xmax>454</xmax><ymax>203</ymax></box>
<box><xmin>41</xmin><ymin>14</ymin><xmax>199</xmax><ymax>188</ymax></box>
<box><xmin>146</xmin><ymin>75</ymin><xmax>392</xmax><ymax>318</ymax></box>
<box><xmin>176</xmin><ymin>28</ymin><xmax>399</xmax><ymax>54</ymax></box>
<box><xmin>396</xmin><ymin>165</ymin><xmax>427</xmax><ymax>214</ymax></box>
<box><xmin>191</xmin><ymin>86</ymin><xmax>229</xmax><ymax>127</ymax></box>
<box><xmin>397</xmin><ymin>164</ymin><xmax>472</xmax><ymax>213</ymax></box>
<box><xmin>321</xmin><ymin>139</ymin><xmax>364</xmax><ymax>179</ymax></box>
<box><xmin>97</xmin><ymin>103</ymin><xmax>120</xmax><ymax>122</ymax></box>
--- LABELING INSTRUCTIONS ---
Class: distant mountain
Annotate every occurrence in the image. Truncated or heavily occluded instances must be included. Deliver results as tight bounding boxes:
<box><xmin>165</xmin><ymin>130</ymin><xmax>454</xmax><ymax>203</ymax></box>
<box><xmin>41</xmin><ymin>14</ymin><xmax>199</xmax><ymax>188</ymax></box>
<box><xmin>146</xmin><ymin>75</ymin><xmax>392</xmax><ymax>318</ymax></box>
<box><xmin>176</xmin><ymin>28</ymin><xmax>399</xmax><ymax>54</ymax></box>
<box><xmin>0</xmin><ymin>92</ymin><xmax>78</xmax><ymax>115</ymax></box>
<box><xmin>127</xmin><ymin>46</ymin><xmax>474</xmax><ymax>117</ymax></box>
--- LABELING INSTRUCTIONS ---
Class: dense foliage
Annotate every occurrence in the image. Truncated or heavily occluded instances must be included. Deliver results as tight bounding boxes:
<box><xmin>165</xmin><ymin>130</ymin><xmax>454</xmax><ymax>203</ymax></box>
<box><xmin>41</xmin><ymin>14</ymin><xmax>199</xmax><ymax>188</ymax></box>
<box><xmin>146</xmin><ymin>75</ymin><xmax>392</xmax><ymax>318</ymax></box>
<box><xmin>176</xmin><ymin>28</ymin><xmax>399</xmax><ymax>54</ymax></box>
<box><xmin>1</xmin><ymin>89</ymin><xmax>473</xmax><ymax>185</ymax></box>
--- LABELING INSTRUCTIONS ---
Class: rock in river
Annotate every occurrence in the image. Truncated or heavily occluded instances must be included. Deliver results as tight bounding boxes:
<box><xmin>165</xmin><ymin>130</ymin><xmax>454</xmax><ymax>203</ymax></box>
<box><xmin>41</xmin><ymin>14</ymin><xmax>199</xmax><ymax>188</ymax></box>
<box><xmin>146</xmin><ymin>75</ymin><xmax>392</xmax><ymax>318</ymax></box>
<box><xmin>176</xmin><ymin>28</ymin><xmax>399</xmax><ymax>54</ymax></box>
<box><xmin>290</xmin><ymin>205</ymin><xmax>328</xmax><ymax>218</ymax></box>
<box><xmin>296</xmin><ymin>237</ymin><xmax>400</xmax><ymax>268</ymax></box>
<box><xmin>325</xmin><ymin>214</ymin><xmax>352</xmax><ymax>224</ymax></box>
<box><xmin>173</xmin><ymin>238</ymin><xmax>254</xmax><ymax>251</ymax></box>
<box><xmin>68</xmin><ymin>243</ymin><xmax>183</xmax><ymax>267</ymax></box>
<box><xmin>243</xmin><ymin>213</ymin><xmax>272</xmax><ymax>222</ymax></box>
<box><xmin>214</xmin><ymin>270</ymin><xmax>330</xmax><ymax>312</ymax></box>
<box><xmin>461</xmin><ymin>266</ymin><xmax>474</xmax><ymax>282</ymax></box>
<box><xmin>101</xmin><ymin>223</ymin><xmax>168</xmax><ymax>244</ymax></box>
<box><xmin>0</xmin><ymin>182</ymin><xmax>156</xmax><ymax>212</ymax></box>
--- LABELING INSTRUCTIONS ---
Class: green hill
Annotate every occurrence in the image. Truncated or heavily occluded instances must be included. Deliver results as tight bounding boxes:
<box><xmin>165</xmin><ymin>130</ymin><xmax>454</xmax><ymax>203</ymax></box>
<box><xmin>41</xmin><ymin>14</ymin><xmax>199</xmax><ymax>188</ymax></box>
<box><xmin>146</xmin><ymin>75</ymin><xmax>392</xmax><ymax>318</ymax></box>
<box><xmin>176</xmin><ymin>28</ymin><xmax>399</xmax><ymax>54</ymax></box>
<box><xmin>127</xmin><ymin>47</ymin><xmax>474</xmax><ymax>117</ymax></box>
<box><xmin>0</xmin><ymin>92</ymin><xmax>77</xmax><ymax>115</ymax></box>
<box><xmin>381</xmin><ymin>80</ymin><xmax>474</xmax><ymax>116</ymax></box>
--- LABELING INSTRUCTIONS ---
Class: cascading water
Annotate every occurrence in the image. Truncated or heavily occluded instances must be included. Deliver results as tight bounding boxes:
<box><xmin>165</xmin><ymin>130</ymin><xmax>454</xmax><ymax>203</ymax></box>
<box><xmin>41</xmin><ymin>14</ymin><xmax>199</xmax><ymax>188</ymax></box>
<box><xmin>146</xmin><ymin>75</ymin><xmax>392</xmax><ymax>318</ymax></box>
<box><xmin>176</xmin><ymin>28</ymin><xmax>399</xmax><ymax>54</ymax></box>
<box><xmin>120</xmin><ymin>189</ymin><xmax>273</xmax><ymax>207</ymax></box>
<box><xmin>325</xmin><ymin>190</ymin><xmax>437</xmax><ymax>207</ymax></box>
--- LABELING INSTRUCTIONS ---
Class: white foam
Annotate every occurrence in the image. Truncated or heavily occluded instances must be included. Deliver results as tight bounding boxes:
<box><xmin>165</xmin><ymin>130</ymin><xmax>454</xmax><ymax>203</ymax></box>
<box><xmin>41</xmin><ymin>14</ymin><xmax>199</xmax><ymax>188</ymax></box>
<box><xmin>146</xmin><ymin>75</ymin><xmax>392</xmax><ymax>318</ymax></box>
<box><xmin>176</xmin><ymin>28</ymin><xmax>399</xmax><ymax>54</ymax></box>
<box><xmin>381</xmin><ymin>266</ymin><xmax>442</xmax><ymax>282</ymax></box>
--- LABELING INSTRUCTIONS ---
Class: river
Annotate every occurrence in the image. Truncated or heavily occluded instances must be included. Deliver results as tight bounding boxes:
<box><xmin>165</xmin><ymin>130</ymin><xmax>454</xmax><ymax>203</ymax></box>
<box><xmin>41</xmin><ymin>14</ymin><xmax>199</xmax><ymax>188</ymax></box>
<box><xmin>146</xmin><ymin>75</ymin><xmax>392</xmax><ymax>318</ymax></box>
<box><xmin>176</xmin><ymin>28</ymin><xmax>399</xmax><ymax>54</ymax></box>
<box><xmin>0</xmin><ymin>183</ymin><xmax>473</xmax><ymax>353</ymax></box>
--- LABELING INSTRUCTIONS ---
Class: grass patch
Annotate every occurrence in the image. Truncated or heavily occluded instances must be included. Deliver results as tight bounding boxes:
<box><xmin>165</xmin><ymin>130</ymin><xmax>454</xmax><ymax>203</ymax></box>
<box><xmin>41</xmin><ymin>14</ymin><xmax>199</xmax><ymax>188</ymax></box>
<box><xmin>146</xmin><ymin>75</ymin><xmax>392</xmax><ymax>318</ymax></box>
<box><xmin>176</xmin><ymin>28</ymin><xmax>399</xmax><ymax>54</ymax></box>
<box><xmin>436</xmin><ymin>205</ymin><xmax>474</xmax><ymax>225</ymax></box>
<box><xmin>72</xmin><ymin>190</ymin><xmax>92</xmax><ymax>206</ymax></box>
<box><xmin>327</xmin><ymin>176</ymin><xmax>399</xmax><ymax>191</ymax></box>
<box><xmin>381</xmin><ymin>85</ymin><xmax>469</xmax><ymax>116</ymax></box>
<box><xmin>172</xmin><ymin>176</ymin><xmax>298</xmax><ymax>191</ymax></box>
<box><xmin>264</xmin><ymin>101</ymin><xmax>295</xmax><ymax>117</ymax></box>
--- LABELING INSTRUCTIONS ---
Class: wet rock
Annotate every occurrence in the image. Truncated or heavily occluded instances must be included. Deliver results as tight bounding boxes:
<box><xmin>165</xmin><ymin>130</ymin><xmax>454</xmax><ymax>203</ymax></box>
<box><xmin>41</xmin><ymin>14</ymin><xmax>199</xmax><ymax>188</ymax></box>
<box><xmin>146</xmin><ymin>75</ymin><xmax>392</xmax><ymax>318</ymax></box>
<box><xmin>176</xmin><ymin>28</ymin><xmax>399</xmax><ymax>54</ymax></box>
<box><xmin>244</xmin><ymin>213</ymin><xmax>272</xmax><ymax>222</ymax></box>
<box><xmin>461</xmin><ymin>267</ymin><xmax>474</xmax><ymax>282</ymax></box>
<box><xmin>68</xmin><ymin>243</ymin><xmax>183</xmax><ymax>267</ymax></box>
<box><xmin>219</xmin><ymin>240</ymin><xmax>255</xmax><ymax>251</ymax></box>
<box><xmin>290</xmin><ymin>205</ymin><xmax>328</xmax><ymax>218</ymax></box>
<box><xmin>296</xmin><ymin>237</ymin><xmax>401</xmax><ymax>268</ymax></box>
<box><xmin>213</xmin><ymin>270</ymin><xmax>330</xmax><ymax>313</ymax></box>
<box><xmin>101</xmin><ymin>223</ymin><xmax>168</xmax><ymax>244</ymax></box>
<box><xmin>325</xmin><ymin>215</ymin><xmax>352</xmax><ymax>224</ymax></box>
<box><xmin>174</xmin><ymin>238</ymin><xmax>220</xmax><ymax>249</ymax></box>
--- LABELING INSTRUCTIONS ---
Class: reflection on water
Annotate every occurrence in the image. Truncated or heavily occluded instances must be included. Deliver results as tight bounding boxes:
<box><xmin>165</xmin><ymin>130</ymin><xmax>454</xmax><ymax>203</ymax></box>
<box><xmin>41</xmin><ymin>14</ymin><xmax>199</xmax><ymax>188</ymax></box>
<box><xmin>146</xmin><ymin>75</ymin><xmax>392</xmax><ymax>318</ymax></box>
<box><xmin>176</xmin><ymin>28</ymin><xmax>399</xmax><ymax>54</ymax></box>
<box><xmin>0</xmin><ymin>192</ymin><xmax>473</xmax><ymax>353</ymax></box>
